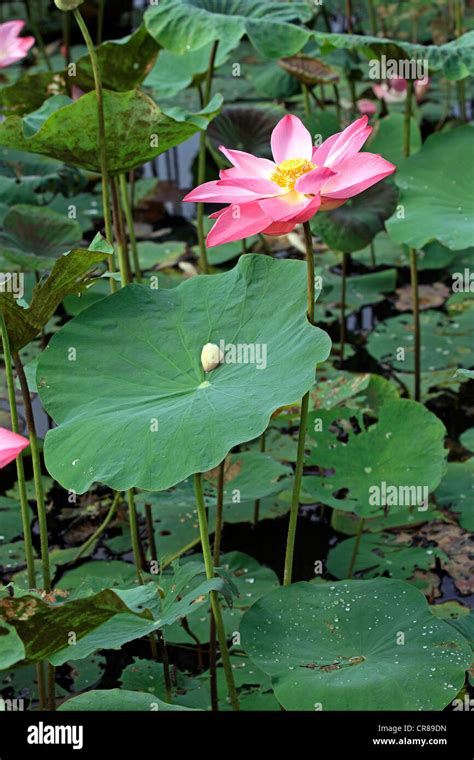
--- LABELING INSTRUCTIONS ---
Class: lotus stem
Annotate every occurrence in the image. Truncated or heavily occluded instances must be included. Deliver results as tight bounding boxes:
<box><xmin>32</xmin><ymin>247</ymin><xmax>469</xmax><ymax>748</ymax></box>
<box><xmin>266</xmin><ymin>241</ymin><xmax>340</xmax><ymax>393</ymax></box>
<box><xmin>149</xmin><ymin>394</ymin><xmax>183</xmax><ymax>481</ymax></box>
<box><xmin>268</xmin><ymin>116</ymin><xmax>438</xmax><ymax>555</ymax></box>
<box><xmin>283</xmin><ymin>221</ymin><xmax>315</xmax><ymax>586</ymax></box>
<box><xmin>13</xmin><ymin>352</ymin><xmax>51</xmax><ymax>593</ymax></box>
<box><xmin>340</xmin><ymin>251</ymin><xmax>350</xmax><ymax>366</ymax></box>
<box><xmin>97</xmin><ymin>0</ymin><xmax>106</xmax><ymax>45</ymax></box>
<box><xmin>194</xmin><ymin>473</ymin><xmax>240</xmax><ymax>710</ymax></box>
<box><xmin>196</xmin><ymin>40</ymin><xmax>219</xmax><ymax>274</ymax></box>
<box><xmin>13</xmin><ymin>350</ymin><xmax>54</xmax><ymax>708</ymax></box>
<box><xmin>0</xmin><ymin>315</ymin><xmax>35</xmax><ymax>588</ymax></box>
<box><xmin>348</xmin><ymin>518</ymin><xmax>365</xmax><ymax>578</ymax></box>
<box><xmin>403</xmin><ymin>79</ymin><xmax>421</xmax><ymax>402</ymax></box>
<box><xmin>73</xmin><ymin>8</ymin><xmax>117</xmax><ymax>293</ymax></box>
<box><xmin>253</xmin><ymin>431</ymin><xmax>266</xmax><ymax>527</ymax></box>
<box><xmin>111</xmin><ymin>176</ymin><xmax>132</xmax><ymax>286</ymax></box>
<box><xmin>74</xmin><ymin>491</ymin><xmax>121</xmax><ymax>561</ymax></box>
<box><xmin>302</xmin><ymin>83</ymin><xmax>311</xmax><ymax>118</ymax></box>
<box><xmin>210</xmin><ymin>458</ymin><xmax>225</xmax><ymax>711</ymax></box>
<box><xmin>119</xmin><ymin>173</ymin><xmax>142</xmax><ymax>282</ymax></box>
<box><xmin>367</xmin><ymin>0</ymin><xmax>377</xmax><ymax>35</ymax></box>
<box><xmin>345</xmin><ymin>0</ymin><xmax>353</xmax><ymax>33</ymax></box>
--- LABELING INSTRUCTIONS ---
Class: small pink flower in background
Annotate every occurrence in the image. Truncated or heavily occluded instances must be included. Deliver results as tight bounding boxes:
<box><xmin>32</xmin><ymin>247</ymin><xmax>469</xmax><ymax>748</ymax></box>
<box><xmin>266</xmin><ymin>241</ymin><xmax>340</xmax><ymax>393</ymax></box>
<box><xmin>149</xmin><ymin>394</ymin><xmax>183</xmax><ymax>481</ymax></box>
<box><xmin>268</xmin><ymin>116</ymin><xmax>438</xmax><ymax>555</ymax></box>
<box><xmin>0</xmin><ymin>21</ymin><xmax>34</xmax><ymax>68</ymax></box>
<box><xmin>0</xmin><ymin>427</ymin><xmax>29</xmax><ymax>468</ymax></box>
<box><xmin>357</xmin><ymin>98</ymin><xmax>377</xmax><ymax>115</ymax></box>
<box><xmin>184</xmin><ymin>114</ymin><xmax>395</xmax><ymax>246</ymax></box>
<box><xmin>373</xmin><ymin>75</ymin><xmax>430</xmax><ymax>104</ymax></box>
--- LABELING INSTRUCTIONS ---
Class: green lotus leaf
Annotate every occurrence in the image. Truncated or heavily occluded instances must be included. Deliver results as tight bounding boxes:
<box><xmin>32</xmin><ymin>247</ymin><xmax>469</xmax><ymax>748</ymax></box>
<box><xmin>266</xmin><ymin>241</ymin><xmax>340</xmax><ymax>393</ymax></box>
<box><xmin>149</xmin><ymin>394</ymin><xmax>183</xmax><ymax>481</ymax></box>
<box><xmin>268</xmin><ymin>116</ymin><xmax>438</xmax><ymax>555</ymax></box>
<box><xmin>144</xmin><ymin>0</ymin><xmax>311</xmax><ymax>58</ymax></box>
<box><xmin>311</xmin><ymin>181</ymin><xmax>398</xmax><ymax>252</ymax></box>
<box><xmin>0</xmin><ymin>204</ymin><xmax>82</xmax><ymax>271</ymax></box>
<box><xmin>0</xmin><ymin>73</ymin><xmax>63</xmax><ymax>118</ymax></box>
<box><xmin>303</xmin><ymin>399</ymin><xmax>447</xmax><ymax>517</ymax></box>
<box><xmin>313</xmin><ymin>30</ymin><xmax>474</xmax><ymax>80</ymax></box>
<box><xmin>37</xmin><ymin>255</ymin><xmax>331</xmax><ymax>493</ymax></box>
<box><xmin>317</xmin><ymin>267</ymin><xmax>397</xmax><ymax>322</ymax></box>
<box><xmin>435</xmin><ymin>460</ymin><xmax>474</xmax><ymax>532</ymax></box>
<box><xmin>0</xmin><ymin>90</ymin><xmax>222</xmax><ymax>175</ymax></box>
<box><xmin>240</xmin><ymin>578</ymin><xmax>472</xmax><ymax>710</ymax></box>
<box><xmin>144</xmin><ymin>39</ymin><xmax>237</xmax><ymax>100</ymax></box>
<box><xmin>386</xmin><ymin>126</ymin><xmax>474</xmax><ymax>251</ymax></box>
<box><xmin>58</xmin><ymin>688</ymin><xmax>197</xmax><ymax>711</ymax></box>
<box><xmin>207</xmin><ymin>106</ymin><xmax>283</xmax><ymax>163</ymax></box>
<box><xmin>120</xmin><ymin>658</ymin><xmax>211</xmax><ymax>710</ymax></box>
<box><xmin>75</xmin><ymin>25</ymin><xmax>160</xmax><ymax>92</ymax></box>
<box><xmin>460</xmin><ymin>428</ymin><xmax>474</xmax><ymax>451</ymax></box>
<box><xmin>326</xmin><ymin>532</ymin><xmax>447</xmax><ymax>581</ymax></box>
<box><xmin>0</xmin><ymin>622</ymin><xmax>25</xmax><ymax>670</ymax></box>
<box><xmin>0</xmin><ymin>240</ymin><xmax>111</xmax><ymax>352</ymax></box>
<box><xmin>366</xmin><ymin>309</ymin><xmax>474</xmax><ymax>373</ymax></box>
<box><xmin>0</xmin><ymin>496</ymin><xmax>24</xmax><ymax>544</ymax></box>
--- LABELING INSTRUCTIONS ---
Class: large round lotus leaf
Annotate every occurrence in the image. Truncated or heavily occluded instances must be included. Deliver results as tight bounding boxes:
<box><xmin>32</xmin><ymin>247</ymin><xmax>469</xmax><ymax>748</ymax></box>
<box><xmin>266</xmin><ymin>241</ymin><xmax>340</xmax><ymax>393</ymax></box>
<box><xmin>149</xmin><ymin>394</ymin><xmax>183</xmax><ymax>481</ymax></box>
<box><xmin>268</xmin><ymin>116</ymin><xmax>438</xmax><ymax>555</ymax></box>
<box><xmin>366</xmin><ymin>309</ymin><xmax>474</xmax><ymax>373</ymax></box>
<box><xmin>311</xmin><ymin>181</ymin><xmax>398</xmax><ymax>253</ymax></box>
<box><xmin>386</xmin><ymin>127</ymin><xmax>474</xmax><ymax>251</ymax></box>
<box><xmin>145</xmin><ymin>0</ymin><xmax>311</xmax><ymax>59</ymax></box>
<box><xmin>303</xmin><ymin>399</ymin><xmax>447</xmax><ymax>517</ymax></box>
<box><xmin>313</xmin><ymin>30</ymin><xmax>474</xmax><ymax>80</ymax></box>
<box><xmin>37</xmin><ymin>255</ymin><xmax>331</xmax><ymax>493</ymax></box>
<box><xmin>208</xmin><ymin>106</ymin><xmax>282</xmax><ymax>162</ymax></box>
<box><xmin>0</xmin><ymin>90</ymin><xmax>222</xmax><ymax>175</ymax></box>
<box><xmin>327</xmin><ymin>532</ymin><xmax>447</xmax><ymax>581</ymax></box>
<box><xmin>240</xmin><ymin>578</ymin><xmax>472</xmax><ymax>710</ymax></box>
<box><xmin>0</xmin><ymin>204</ymin><xmax>82</xmax><ymax>271</ymax></box>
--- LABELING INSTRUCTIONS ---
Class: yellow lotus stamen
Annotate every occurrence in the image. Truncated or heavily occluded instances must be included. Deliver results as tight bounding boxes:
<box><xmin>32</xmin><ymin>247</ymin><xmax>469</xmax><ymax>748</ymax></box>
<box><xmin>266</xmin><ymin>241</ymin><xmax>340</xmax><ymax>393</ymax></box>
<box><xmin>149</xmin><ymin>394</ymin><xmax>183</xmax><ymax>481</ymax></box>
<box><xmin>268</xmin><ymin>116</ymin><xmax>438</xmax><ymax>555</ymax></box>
<box><xmin>270</xmin><ymin>158</ymin><xmax>317</xmax><ymax>190</ymax></box>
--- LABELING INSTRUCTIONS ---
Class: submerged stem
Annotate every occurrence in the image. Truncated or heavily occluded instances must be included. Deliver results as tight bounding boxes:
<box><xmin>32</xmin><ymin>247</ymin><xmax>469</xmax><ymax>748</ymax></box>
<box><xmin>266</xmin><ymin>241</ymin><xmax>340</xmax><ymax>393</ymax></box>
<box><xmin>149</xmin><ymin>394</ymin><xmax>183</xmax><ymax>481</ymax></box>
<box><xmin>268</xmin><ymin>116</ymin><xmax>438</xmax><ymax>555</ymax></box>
<box><xmin>283</xmin><ymin>221</ymin><xmax>315</xmax><ymax>587</ymax></box>
<box><xmin>194</xmin><ymin>473</ymin><xmax>239</xmax><ymax>710</ymax></box>
<box><xmin>119</xmin><ymin>173</ymin><xmax>142</xmax><ymax>282</ymax></box>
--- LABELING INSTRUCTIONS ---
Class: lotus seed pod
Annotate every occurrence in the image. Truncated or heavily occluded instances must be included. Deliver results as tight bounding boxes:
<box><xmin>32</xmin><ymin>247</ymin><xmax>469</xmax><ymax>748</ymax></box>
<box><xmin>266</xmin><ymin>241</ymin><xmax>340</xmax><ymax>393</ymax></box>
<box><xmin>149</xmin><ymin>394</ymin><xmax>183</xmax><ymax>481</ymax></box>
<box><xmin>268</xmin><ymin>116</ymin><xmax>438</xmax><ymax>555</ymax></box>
<box><xmin>54</xmin><ymin>0</ymin><xmax>84</xmax><ymax>11</ymax></box>
<box><xmin>201</xmin><ymin>343</ymin><xmax>223</xmax><ymax>373</ymax></box>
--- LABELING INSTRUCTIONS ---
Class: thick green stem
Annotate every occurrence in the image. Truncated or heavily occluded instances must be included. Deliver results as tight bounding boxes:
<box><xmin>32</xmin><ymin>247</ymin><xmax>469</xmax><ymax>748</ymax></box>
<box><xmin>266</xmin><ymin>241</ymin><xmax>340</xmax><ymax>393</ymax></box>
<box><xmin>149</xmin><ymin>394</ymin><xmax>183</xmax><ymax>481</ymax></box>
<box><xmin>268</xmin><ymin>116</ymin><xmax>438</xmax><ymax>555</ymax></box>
<box><xmin>0</xmin><ymin>316</ymin><xmax>35</xmax><ymax>587</ymax></box>
<box><xmin>409</xmin><ymin>249</ymin><xmax>421</xmax><ymax>402</ymax></box>
<box><xmin>73</xmin><ymin>8</ymin><xmax>116</xmax><ymax>293</ymax></box>
<box><xmin>403</xmin><ymin>81</ymin><xmax>421</xmax><ymax>402</ymax></box>
<box><xmin>119</xmin><ymin>173</ymin><xmax>142</xmax><ymax>282</ymax></box>
<box><xmin>13</xmin><ymin>352</ymin><xmax>51</xmax><ymax>593</ymax></box>
<box><xmin>367</xmin><ymin>0</ymin><xmax>377</xmax><ymax>35</ymax></box>
<box><xmin>345</xmin><ymin>0</ymin><xmax>353</xmax><ymax>32</ymax></box>
<box><xmin>127</xmin><ymin>491</ymin><xmax>143</xmax><ymax>585</ymax></box>
<box><xmin>253</xmin><ymin>432</ymin><xmax>266</xmax><ymax>527</ymax></box>
<box><xmin>283</xmin><ymin>221</ymin><xmax>315</xmax><ymax>587</ymax></box>
<box><xmin>340</xmin><ymin>251</ymin><xmax>349</xmax><ymax>366</ymax></box>
<box><xmin>302</xmin><ymin>83</ymin><xmax>311</xmax><ymax>118</ymax></box>
<box><xmin>111</xmin><ymin>176</ymin><xmax>132</xmax><ymax>286</ymax></box>
<box><xmin>210</xmin><ymin>459</ymin><xmax>225</xmax><ymax>711</ymax></box>
<box><xmin>97</xmin><ymin>0</ymin><xmax>106</xmax><ymax>45</ymax></box>
<box><xmin>196</xmin><ymin>41</ymin><xmax>219</xmax><ymax>274</ymax></box>
<box><xmin>194</xmin><ymin>473</ymin><xmax>239</xmax><ymax>710</ymax></box>
<box><xmin>74</xmin><ymin>491</ymin><xmax>121</xmax><ymax>561</ymax></box>
<box><xmin>348</xmin><ymin>518</ymin><xmax>365</xmax><ymax>578</ymax></box>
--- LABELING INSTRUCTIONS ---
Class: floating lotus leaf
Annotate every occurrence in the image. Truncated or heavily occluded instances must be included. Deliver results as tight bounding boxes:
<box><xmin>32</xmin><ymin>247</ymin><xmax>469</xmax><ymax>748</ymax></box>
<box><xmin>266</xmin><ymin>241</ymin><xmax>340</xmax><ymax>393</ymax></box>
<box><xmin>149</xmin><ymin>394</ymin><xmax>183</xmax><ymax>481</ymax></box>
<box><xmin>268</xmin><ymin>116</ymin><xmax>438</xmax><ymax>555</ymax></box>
<box><xmin>145</xmin><ymin>0</ymin><xmax>311</xmax><ymax>59</ymax></box>
<box><xmin>303</xmin><ymin>399</ymin><xmax>447</xmax><ymax>517</ymax></box>
<box><xmin>240</xmin><ymin>578</ymin><xmax>472</xmax><ymax>710</ymax></box>
<box><xmin>58</xmin><ymin>689</ymin><xmax>196</xmax><ymax>711</ymax></box>
<box><xmin>0</xmin><ymin>90</ymin><xmax>222</xmax><ymax>175</ymax></box>
<box><xmin>278</xmin><ymin>56</ymin><xmax>340</xmax><ymax>86</ymax></box>
<box><xmin>435</xmin><ymin>460</ymin><xmax>474</xmax><ymax>532</ymax></box>
<box><xmin>366</xmin><ymin>309</ymin><xmax>474</xmax><ymax>373</ymax></box>
<box><xmin>37</xmin><ymin>255</ymin><xmax>331</xmax><ymax>493</ymax></box>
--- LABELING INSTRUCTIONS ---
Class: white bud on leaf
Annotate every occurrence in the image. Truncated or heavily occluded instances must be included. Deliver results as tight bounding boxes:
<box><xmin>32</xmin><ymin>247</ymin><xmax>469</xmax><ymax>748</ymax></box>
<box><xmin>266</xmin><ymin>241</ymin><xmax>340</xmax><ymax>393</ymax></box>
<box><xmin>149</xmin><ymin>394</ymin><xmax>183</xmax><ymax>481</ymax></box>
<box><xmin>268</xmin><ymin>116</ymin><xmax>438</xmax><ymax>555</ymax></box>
<box><xmin>201</xmin><ymin>343</ymin><xmax>223</xmax><ymax>373</ymax></box>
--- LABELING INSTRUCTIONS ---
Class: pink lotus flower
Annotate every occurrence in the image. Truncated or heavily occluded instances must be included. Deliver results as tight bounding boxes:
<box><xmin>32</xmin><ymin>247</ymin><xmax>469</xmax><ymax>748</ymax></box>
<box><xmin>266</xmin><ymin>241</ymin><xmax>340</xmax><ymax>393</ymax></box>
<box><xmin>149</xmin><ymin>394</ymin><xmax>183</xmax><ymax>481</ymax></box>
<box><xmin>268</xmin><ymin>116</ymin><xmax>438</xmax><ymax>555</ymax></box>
<box><xmin>0</xmin><ymin>427</ymin><xmax>29</xmax><ymax>468</ymax></box>
<box><xmin>373</xmin><ymin>75</ymin><xmax>430</xmax><ymax>104</ymax></box>
<box><xmin>184</xmin><ymin>115</ymin><xmax>395</xmax><ymax>246</ymax></box>
<box><xmin>357</xmin><ymin>98</ymin><xmax>377</xmax><ymax>116</ymax></box>
<box><xmin>0</xmin><ymin>21</ymin><xmax>34</xmax><ymax>68</ymax></box>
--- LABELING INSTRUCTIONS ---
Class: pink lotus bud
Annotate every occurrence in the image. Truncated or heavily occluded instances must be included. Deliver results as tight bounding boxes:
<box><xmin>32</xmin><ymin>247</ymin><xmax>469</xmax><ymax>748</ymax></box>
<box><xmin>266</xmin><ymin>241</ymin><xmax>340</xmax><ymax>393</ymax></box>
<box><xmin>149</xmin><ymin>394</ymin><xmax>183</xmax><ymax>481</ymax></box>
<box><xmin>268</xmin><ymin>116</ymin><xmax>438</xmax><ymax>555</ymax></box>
<box><xmin>0</xmin><ymin>427</ymin><xmax>29</xmax><ymax>468</ymax></box>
